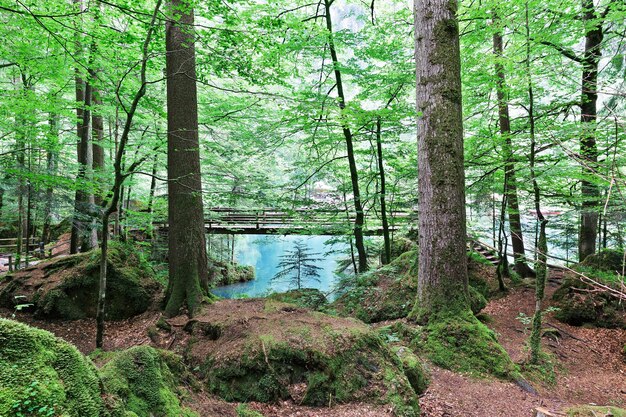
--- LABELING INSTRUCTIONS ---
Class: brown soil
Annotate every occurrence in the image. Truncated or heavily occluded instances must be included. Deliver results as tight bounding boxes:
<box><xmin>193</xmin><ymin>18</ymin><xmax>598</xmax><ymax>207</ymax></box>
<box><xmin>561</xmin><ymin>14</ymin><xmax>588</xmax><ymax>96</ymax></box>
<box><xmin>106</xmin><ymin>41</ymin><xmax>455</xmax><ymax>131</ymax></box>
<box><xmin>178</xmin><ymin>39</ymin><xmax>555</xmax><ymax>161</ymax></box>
<box><xmin>1</xmin><ymin>268</ymin><xmax>625</xmax><ymax>416</ymax></box>
<box><xmin>420</xmin><ymin>269</ymin><xmax>626</xmax><ymax>416</ymax></box>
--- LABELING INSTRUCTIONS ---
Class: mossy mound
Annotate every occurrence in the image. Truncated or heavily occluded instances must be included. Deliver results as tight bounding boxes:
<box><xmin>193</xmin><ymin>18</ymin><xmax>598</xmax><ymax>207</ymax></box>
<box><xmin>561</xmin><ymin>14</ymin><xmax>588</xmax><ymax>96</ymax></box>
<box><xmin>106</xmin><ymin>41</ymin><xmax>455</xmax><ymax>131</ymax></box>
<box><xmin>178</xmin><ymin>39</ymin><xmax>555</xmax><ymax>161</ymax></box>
<box><xmin>381</xmin><ymin>237</ymin><xmax>418</xmax><ymax>264</ymax></box>
<box><xmin>0</xmin><ymin>318</ymin><xmax>102</xmax><ymax>417</ymax></box>
<box><xmin>0</xmin><ymin>242</ymin><xmax>161</xmax><ymax>320</ymax></box>
<box><xmin>580</xmin><ymin>249</ymin><xmax>625</xmax><ymax>273</ymax></box>
<box><xmin>330</xmin><ymin>250</ymin><xmax>419</xmax><ymax>323</ymax></box>
<box><xmin>179</xmin><ymin>298</ymin><xmax>421</xmax><ymax>415</ymax></box>
<box><xmin>566</xmin><ymin>405</ymin><xmax>626</xmax><ymax>417</ymax></box>
<box><xmin>552</xmin><ymin>277</ymin><xmax>625</xmax><ymax>328</ymax></box>
<box><xmin>267</xmin><ymin>288</ymin><xmax>328</xmax><ymax>310</ymax></box>
<box><xmin>211</xmin><ymin>259</ymin><xmax>255</xmax><ymax>286</ymax></box>
<box><xmin>331</xmin><ymin>251</ymin><xmax>493</xmax><ymax>323</ymax></box>
<box><xmin>412</xmin><ymin>310</ymin><xmax>518</xmax><ymax>379</ymax></box>
<box><xmin>98</xmin><ymin>346</ymin><xmax>197</xmax><ymax>417</ymax></box>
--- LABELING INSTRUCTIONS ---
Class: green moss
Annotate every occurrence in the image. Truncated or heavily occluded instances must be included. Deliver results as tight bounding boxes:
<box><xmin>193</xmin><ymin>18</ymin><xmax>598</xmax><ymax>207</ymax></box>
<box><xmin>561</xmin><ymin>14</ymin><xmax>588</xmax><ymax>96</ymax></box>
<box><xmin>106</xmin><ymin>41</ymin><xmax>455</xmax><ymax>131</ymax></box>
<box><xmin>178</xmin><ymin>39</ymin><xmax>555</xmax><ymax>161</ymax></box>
<box><xmin>190</xmin><ymin>300</ymin><xmax>418</xmax><ymax>415</ymax></box>
<box><xmin>99</xmin><ymin>346</ymin><xmax>197</xmax><ymax>417</ymax></box>
<box><xmin>521</xmin><ymin>351</ymin><xmax>559</xmax><ymax>387</ymax></box>
<box><xmin>330</xmin><ymin>251</ymin><xmax>418</xmax><ymax>323</ymax></box>
<box><xmin>1</xmin><ymin>241</ymin><xmax>160</xmax><ymax>321</ymax></box>
<box><xmin>0</xmin><ymin>318</ymin><xmax>102</xmax><ymax>417</ymax></box>
<box><xmin>391</xmin><ymin>346</ymin><xmax>429</xmax><ymax>395</ymax></box>
<box><xmin>381</xmin><ymin>237</ymin><xmax>417</xmax><ymax>264</ymax></box>
<box><xmin>414</xmin><ymin>310</ymin><xmax>518</xmax><ymax>379</ymax></box>
<box><xmin>468</xmin><ymin>286</ymin><xmax>487</xmax><ymax>314</ymax></box>
<box><xmin>267</xmin><ymin>288</ymin><xmax>327</xmax><ymax>310</ymax></box>
<box><xmin>236</xmin><ymin>404</ymin><xmax>265</xmax><ymax>417</ymax></box>
<box><xmin>580</xmin><ymin>249</ymin><xmax>625</xmax><ymax>273</ymax></box>
<box><xmin>566</xmin><ymin>405</ymin><xmax>626</xmax><ymax>417</ymax></box>
<box><xmin>553</xmin><ymin>277</ymin><xmax>625</xmax><ymax>328</ymax></box>
<box><xmin>333</xmin><ymin>250</ymin><xmax>496</xmax><ymax>323</ymax></box>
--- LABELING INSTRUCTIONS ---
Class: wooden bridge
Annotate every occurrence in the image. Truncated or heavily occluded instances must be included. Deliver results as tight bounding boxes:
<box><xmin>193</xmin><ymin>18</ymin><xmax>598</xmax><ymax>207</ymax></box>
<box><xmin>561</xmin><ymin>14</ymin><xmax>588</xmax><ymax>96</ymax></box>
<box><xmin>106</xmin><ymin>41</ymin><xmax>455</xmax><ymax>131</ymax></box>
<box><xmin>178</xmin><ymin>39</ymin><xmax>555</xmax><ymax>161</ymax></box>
<box><xmin>154</xmin><ymin>207</ymin><xmax>417</xmax><ymax>236</ymax></box>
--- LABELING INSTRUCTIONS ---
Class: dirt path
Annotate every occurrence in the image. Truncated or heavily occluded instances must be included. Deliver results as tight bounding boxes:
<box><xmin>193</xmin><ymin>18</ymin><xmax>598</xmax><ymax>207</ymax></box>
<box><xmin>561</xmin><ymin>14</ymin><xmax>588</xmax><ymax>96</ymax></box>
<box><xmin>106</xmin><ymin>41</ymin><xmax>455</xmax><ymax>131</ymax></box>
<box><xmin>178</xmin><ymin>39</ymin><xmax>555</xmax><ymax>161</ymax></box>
<box><xmin>420</xmin><ymin>270</ymin><xmax>626</xmax><ymax>416</ymax></box>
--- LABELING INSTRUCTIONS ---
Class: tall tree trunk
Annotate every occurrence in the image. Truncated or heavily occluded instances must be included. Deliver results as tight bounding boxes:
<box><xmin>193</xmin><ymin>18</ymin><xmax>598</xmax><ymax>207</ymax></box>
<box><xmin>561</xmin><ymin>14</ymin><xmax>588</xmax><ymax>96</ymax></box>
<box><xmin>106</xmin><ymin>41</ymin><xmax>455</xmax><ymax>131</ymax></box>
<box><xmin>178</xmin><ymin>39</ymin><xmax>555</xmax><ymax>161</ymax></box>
<box><xmin>165</xmin><ymin>0</ymin><xmax>209</xmax><ymax>317</ymax></box>
<box><xmin>375</xmin><ymin>117</ymin><xmax>391</xmax><ymax>264</ymax></box>
<box><xmin>93</xmin><ymin>87</ymin><xmax>105</xmax><ymax>205</ymax></box>
<box><xmin>15</xmin><ymin>74</ymin><xmax>31</xmax><ymax>268</ymax></box>
<box><xmin>70</xmin><ymin>0</ymin><xmax>85</xmax><ymax>254</ymax></box>
<box><xmin>147</xmin><ymin>154</ymin><xmax>158</xmax><ymax>215</ymax></box>
<box><xmin>323</xmin><ymin>0</ymin><xmax>368</xmax><ymax>273</ymax></box>
<box><xmin>411</xmin><ymin>0</ymin><xmax>469</xmax><ymax>321</ymax></box>
<box><xmin>578</xmin><ymin>0</ymin><xmax>603</xmax><ymax>261</ymax></box>
<box><xmin>70</xmin><ymin>0</ymin><xmax>97</xmax><ymax>253</ymax></box>
<box><xmin>72</xmin><ymin>77</ymin><xmax>97</xmax><ymax>252</ymax></box>
<box><xmin>493</xmin><ymin>20</ymin><xmax>535</xmax><ymax>278</ymax></box>
<box><xmin>42</xmin><ymin>114</ymin><xmax>59</xmax><ymax>245</ymax></box>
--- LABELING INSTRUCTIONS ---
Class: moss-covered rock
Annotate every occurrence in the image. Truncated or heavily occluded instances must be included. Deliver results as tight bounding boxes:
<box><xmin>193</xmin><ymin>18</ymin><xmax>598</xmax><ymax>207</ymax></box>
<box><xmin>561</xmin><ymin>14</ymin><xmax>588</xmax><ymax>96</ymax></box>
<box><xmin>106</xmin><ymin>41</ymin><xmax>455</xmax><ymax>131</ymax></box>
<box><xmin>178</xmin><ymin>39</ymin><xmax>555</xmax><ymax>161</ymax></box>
<box><xmin>98</xmin><ymin>346</ymin><xmax>196</xmax><ymax>417</ymax></box>
<box><xmin>331</xmin><ymin>250</ymin><xmax>494</xmax><ymax>323</ymax></box>
<box><xmin>391</xmin><ymin>346</ymin><xmax>429</xmax><ymax>395</ymax></box>
<box><xmin>580</xmin><ymin>249</ymin><xmax>625</xmax><ymax>273</ymax></box>
<box><xmin>0</xmin><ymin>318</ymin><xmax>102</xmax><ymax>417</ymax></box>
<box><xmin>267</xmin><ymin>288</ymin><xmax>327</xmax><ymax>310</ymax></box>
<box><xmin>552</xmin><ymin>277</ymin><xmax>625</xmax><ymax>328</ymax></box>
<box><xmin>179</xmin><ymin>298</ymin><xmax>420</xmax><ymax>415</ymax></box>
<box><xmin>211</xmin><ymin>260</ymin><xmax>255</xmax><ymax>286</ymax></box>
<box><xmin>0</xmin><ymin>242</ymin><xmax>161</xmax><ymax>320</ymax></box>
<box><xmin>412</xmin><ymin>310</ymin><xmax>518</xmax><ymax>379</ymax></box>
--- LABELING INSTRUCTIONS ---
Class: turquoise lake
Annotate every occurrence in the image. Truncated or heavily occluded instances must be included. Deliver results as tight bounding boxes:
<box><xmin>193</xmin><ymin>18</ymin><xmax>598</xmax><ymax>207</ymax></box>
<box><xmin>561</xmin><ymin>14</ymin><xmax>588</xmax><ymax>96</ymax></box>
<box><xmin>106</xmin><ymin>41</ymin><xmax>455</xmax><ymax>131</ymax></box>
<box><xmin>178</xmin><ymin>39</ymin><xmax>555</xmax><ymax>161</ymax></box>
<box><xmin>210</xmin><ymin>235</ymin><xmax>349</xmax><ymax>299</ymax></box>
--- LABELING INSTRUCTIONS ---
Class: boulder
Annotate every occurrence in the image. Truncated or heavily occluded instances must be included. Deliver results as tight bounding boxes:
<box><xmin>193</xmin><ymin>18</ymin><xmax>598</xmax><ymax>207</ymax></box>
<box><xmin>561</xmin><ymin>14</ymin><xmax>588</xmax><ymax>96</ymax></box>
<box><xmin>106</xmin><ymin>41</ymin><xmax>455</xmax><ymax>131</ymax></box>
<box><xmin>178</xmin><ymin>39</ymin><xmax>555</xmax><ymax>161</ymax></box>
<box><xmin>0</xmin><ymin>318</ymin><xmax>102</xmax><ymax>417</ymax></box>
<box><xmin>177</xmin><ymin>298</ymin><xmax>422</xmax><ymax>416</ymax></box>
<box><xmin>0</xmin><ymin>242</ymin><xmax>161</xmax><ymax>320</ymax></box>
<box><xmin>97</xmin><ymin>346</ymin><xmax>196</xmax><ymax>417</ymax></box>
<box><xmin>552</xmin><ymin>277</ymin><xmax>625</xmax><ymax>328</ymax></box>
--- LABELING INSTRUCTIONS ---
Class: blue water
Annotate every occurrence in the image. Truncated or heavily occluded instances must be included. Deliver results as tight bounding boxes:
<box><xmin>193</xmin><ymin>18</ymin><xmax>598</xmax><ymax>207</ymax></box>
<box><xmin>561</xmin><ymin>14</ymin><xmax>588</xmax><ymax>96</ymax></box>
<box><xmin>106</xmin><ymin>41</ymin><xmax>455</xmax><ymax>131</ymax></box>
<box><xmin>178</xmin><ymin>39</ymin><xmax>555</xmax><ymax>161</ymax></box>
<box><xmin>211</xmin><ymin>235</ymin><xmax>348</xmax><ymax>298</ymax></box>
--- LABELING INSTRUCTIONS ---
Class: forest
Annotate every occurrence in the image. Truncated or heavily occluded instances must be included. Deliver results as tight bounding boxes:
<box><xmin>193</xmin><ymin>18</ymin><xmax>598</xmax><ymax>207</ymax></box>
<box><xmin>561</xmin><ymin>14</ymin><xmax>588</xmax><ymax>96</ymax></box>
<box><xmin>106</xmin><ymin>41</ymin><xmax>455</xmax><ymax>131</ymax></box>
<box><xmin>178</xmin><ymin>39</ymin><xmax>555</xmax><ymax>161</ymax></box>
<box><xmin>0</xmin><ymin>0</ymin><xmax>625</xmax><ymax>416</ymax></box>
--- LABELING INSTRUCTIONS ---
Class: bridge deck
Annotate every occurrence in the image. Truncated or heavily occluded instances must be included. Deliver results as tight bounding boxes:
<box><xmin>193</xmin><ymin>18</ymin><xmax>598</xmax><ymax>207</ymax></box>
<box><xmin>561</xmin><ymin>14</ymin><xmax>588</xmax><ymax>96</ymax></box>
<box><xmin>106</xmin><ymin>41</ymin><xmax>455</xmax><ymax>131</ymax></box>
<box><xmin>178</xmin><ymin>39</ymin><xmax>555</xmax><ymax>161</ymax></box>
<box><xmin>155</xmin><ymin>208</ymin><xmax>416</xmax><ymax>236</ymax></box>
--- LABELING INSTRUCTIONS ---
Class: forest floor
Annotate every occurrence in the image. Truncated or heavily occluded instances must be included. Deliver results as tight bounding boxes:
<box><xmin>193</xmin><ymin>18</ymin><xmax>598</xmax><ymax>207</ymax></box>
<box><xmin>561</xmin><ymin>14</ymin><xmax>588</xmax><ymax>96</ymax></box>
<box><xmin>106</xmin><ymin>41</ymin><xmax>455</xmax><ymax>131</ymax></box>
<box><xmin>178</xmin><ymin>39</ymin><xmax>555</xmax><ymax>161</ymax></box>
<box><xmin>2</xmin><ymin>268</ymin><xmax>625</xmax><ymax>416</ymax></box>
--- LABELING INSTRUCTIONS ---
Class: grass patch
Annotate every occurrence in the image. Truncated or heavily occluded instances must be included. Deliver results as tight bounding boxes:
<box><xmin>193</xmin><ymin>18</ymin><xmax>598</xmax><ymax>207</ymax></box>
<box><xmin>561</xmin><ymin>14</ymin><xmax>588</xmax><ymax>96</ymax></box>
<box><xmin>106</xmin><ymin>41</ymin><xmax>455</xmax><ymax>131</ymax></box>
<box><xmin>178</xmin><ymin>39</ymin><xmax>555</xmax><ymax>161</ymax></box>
<box><xmin>566</xmin><ymin>405</ymin><xmax>626</xmax><ymax>417</ymax></box>
<box><xmin>520</xmin><ymin>351</ymin><xmax>560</xmax><ymax>387</ymax></box>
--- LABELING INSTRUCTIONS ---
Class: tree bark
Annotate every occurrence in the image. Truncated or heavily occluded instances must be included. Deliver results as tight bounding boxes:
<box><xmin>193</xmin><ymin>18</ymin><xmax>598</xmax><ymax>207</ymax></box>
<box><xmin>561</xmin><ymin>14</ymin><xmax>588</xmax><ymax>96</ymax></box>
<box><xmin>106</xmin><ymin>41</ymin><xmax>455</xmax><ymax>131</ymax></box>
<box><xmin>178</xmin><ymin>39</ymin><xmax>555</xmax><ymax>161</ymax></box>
<box><xmin>165</xmin><ymin>0</ymin><xmax>209</xmax><ymax>317</ymax></box>
<box><xmin>70</xmin><ymin>0</ymin><xmax>97</xmax><ymax>253</ymax></box>
<box><xmin>70</xmin><ymin>0</ymin><xmax>85</xmax><ymax>254</ymax></box>
<box><xmin>92</xmin><ymin>87</ymin><xmax>105</xmax><ymax>205</ymax></box>
<box><xmin>376</xmin><ymin>117</ymin><xmax>391</xmax><ymax>265</ymax></box>
<box><xmin>42</xmin><ymin>114</ymin><xmax>59</xmax><ymax>245</ymax></box>
<box><xmin>412</xmin><ymin>0</ymin><xmax>469</xmax><ymax>321</ymax></box>
<box><xmin>323</xmin><ymin>0</ymin><xmax>368</xmax><ymax>273</ymax></box>
<box><xmin>578</xmin><ymin>0</ymin><xmax>602</xmax><ymax>261</ymax></box>
<box><xmin>493</xmin><ymin>21</ymin><xmax>535</xmax><ymax>278</ymax></box>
